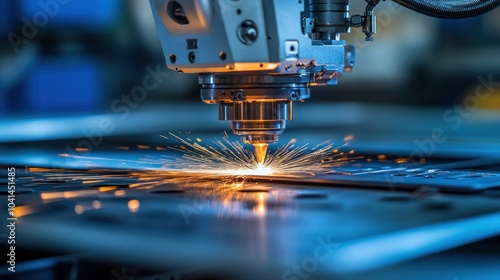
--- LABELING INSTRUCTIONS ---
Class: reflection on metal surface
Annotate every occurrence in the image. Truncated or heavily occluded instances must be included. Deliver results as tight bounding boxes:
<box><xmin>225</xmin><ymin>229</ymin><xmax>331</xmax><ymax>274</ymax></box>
<box><xmin>74</xmin><ymin>204</ymin><xmax>84</xmax><ymax>215</ymax></box>
<box><xmin>14</xmin><ymin>205</ymin><xmax>35</xmax><ymax>218</ymax></box>
<box><xmin>3</xmin><ymin>151</ymin><xmax>500</xmax><ymax>279</ymax></box>
<box><xmin>41</xmin><ymin>189</ymin><xmax>100</xmax><ymax>201</ymax></box>
<box><xmin>128</xmin><ymin>199</ymin><xmax>140</xmax><ymax>213</ymax></box>
<box><xmin>23</xmin><ymin>166</ymin><xmax>298</xmax><ymax>220</ymax></box>
<box><xmin>92</xmin><ymin>200</ymin><xmax>102</xmax><ymax>209</ymax></box>
<box><xmin>6</xmin><ymin>163</ymin><xmax>500</xmax><ymax>279</ymax></box>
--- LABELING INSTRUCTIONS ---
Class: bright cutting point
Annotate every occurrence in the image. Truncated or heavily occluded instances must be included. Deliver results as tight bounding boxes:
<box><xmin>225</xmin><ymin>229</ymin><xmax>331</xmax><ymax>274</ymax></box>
<box><xmin>254</xmin><ymin>163</ymin><xmax>272</xmax><ymax>176</ymax></box>
<box><xmin>253</xmin><ymin>143</ymin><xmax>268</xmax><ymax>165</ymax></box>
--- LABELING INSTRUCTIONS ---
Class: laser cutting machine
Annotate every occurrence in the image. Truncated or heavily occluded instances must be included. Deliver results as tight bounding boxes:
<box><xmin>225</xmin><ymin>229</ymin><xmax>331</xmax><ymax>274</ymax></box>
<box><xmin>2</xmin><ymin>1</ymin><xmax>500</xmax><ymax>279</ymax></box>
<box><xmin>149</xmin><ymin>0</ymin><xmax>500</xmax><ymax>163</ymax></box>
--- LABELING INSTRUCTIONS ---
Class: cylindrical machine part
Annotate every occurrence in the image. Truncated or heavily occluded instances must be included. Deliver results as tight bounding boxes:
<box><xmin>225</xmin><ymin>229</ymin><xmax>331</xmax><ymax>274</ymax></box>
<box><xmin>219</xmin><ymin>101</ymin><xmax>292</xmax><ymax>121</ymax></box>
<box><xmin>199</xmin><ymin>73</ymin><xmax>309</xmax><ymax>145</ymax></box>
<box><xmin>308</xmin><ymin>0</ymin><xmax>350</xmax><ymax>40</ymax></box>
<box><xmin>219</xmin><ymin>101</ymin><xmax>292</xmax><ymax>145</ymax></box>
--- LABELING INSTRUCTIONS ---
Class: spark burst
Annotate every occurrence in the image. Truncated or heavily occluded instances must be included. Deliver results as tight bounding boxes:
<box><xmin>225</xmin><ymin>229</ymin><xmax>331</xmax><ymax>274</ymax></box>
<box><xmin>162</xmin><ymin>132</ymin><xmax>356</xmax><ymax>177</ymax></box>
<box><xmin>25</xmin><ymin>134</ymin><xmax>357</xmax><ymax>218</ymax></box>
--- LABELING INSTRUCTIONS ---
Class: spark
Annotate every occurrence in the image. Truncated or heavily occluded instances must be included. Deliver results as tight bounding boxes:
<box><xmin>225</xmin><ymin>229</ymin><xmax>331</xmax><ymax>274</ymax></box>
<box><xmin>161</xmin><ymin>132</ymin><xmax>256</xmax><ymax>172</ymax></box>
<box><xmin>30</xmin><ymin>167</ymin><xmax>298</xmax><ymax>219</ymax></box>
<box><xmin>254</xmin><ymin>163</ymin><xmax>272</xmax><ymax>176</ymax></box>
<box><xmin>262</xmin><ymin>139</ymin><xmax>353</xmax><ymax>176</ymax></box>
<box><xmin>55</xmin><ymin>132</ymin><xmax>356</xmax><ymax>178</ymax></box>
<box><xmin>27</xmin><ymin>132</ymin><xmax>358</xmax><ymax>219</ymax></box>
<box><xmin>163</xmin><ymin>132</ymin><xmax>356</xmax><ymax>177</ymax></box>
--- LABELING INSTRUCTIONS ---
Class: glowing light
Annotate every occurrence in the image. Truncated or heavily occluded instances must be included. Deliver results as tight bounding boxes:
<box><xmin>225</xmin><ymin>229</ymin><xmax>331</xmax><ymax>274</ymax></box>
<box><xmin>35</xmin><ymin>132</ymin><xmax>357</xmax><ymax>214</ymax></box>
<box><xmin>29</xmin><ymin>167</ymin><xmax>62</xmax><ymax>172</ymax></box>
<box><xmin>92</xmin><ymin>200</ymin><xmax>101</xmax><ymax>209</ymax></box>
<box><xmin>344</xmin><ymin>134</ymin><xmax>355</xmax><ymax>142</ymax></box>
<box><xmin>40</xmin><ymin>192</ymin><xmax>64</xmax><ymax>200</ymax></box>
<box><xmin>28</xmin><ymin>167</ymin><xmax>299</xmax><ymax>219</ymax></box>
<box><xmin>395</xmin><ymin>158</ymin><xmax>409</xmax><ymax>164</ymax></box>
<box><xmin>162</xmin><ymin>132</ymin><xmax>356</xmax><ymax>177</ymax></box>
<box><xmin>74</xmin><ymin>204</ymin><xmax>84</xmax><ymax>215</ymax></box>
<box><xmin>254</xmin><ymin>163</ymin><xmax>272</xmax><ymax>176</ymax></box>
<box><xmin>253</xmin><ymin>192</ymin><xmax>266</xmax><ymax>217</ymax></box>
<box><xmin>99</xmin><ymin>186</ymin><xmax>117</xmax><ymax>192</ymax></box>
<box><xmin>254</xmin><ymin>203</ymin><xmax>266</xmax><ymax>217</ymax></box>
<box><xmin>128</xmin><ymin>200</ymin><xmax>140</xmax><ymax>212</ymax></box>
<box><xmin>41</xmin><ymin>190</ymin><xmax>98</xmax><ymax>201</ymax></box>
<box><xmin>115</xmin><ymin>190</ymin><xmax>126</xmax><ymax>197</ymax></box>
<box><xmin>83</xmin><ymin>180</ymin><xmax>103</xmax><ymax>184</ymax></box>
<box><xmin>15</xmin><ymin>205</ymin><xmax>35</xmax><ymax>218</ymax></box>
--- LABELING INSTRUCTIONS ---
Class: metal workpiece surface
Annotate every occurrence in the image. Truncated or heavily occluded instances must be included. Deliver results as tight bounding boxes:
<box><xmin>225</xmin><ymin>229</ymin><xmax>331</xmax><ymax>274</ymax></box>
<box><xmin>1</xmin><ymin>158</ymin><xmax>500</xmax><ymax>279</ymax></box>
<box><xmin>1</xmin><ymin>106</ymin><xmax>499</xmax><ymax>278</ymax></box>
<box><xmin>253</xmin><ymin>161</ymin><xmax>500</xmax><ymax>192</ymax></box>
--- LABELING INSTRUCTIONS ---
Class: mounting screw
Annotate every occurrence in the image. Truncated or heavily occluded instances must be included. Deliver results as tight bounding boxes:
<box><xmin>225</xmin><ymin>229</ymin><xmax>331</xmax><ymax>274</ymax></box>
<box><xmin>285</xmin><ymin>64</ymin><xmax>293</xmax><ymax>72</ymax></box>
<box><xmin>231</xmin><ymin>90</ymin><xmax>245</xmax><ymax>101</ymax></box>
<box><xmin>290</xmin><ymin>91</ymin><xmax>300</xmax><ymax>101</ymax></box>
<box><xmin>188</xmin><ymin>51</ymin><xmax>195</xmax><ymax>63</ymax></box>
<box><xmin>219</xmin><ymin>51</ymin><xmax>227</xmax><ymax>61</ymax></box>
<box><xmin>169</xmin><ymin>54</ymin><xmax>177</xmax><ymax>64</ymax></box>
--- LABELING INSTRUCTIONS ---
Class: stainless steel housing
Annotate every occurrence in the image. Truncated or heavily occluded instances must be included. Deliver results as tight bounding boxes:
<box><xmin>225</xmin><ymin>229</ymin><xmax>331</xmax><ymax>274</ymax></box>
<box><xmin>150</xmin><ymin>0</ymin><xmax>355</xmax><ymax>145</ymax></box>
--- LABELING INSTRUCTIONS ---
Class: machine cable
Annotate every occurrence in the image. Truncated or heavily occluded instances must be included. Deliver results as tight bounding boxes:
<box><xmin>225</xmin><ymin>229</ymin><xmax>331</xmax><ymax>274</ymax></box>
<box><xmin>392</xmin><ymin>0</ymin><xmax>500</xmax><ymax>19</ymax></box>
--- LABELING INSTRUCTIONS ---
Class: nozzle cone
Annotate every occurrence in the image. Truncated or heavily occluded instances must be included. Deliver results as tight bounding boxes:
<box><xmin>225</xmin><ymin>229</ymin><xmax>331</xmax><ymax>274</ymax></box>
<box><xmin>253</xmin><ymin>144</ymin><xmax>268</xmax><ymax>165</ymax></box>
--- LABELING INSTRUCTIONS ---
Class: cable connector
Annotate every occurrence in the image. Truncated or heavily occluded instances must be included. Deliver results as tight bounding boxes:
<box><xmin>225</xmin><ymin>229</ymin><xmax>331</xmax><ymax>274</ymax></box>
<box><xmin>350</xmin><ymin>0</ymin><xmax>384</xmax><ymax>41</ymax></box>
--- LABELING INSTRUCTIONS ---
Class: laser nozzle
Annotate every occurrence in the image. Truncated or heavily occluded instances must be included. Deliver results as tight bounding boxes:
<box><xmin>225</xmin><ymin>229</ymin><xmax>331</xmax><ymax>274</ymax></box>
<box><xmin>253</xmin><ymin>143</ymin><xmax>268</xmax><ymax>165</ymax></box>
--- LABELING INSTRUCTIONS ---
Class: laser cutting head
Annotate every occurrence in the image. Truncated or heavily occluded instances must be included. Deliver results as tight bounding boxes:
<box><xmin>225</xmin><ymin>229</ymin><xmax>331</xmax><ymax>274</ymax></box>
<box><xmin>149</xmin><ymin>0</ymin><xmax>500</xmax><ymax>163</ymax></box>
<box><xmin>149</xmin><ymin>0</ymin><xmax>356</xmax><ymax>151</ymax></box>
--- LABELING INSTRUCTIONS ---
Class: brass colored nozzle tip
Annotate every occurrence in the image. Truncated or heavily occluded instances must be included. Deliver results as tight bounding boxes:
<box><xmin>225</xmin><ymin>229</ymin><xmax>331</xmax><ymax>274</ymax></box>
<box><xmin>253</xmin><ymin>143</ymin><xmax>268</xmax><ymax>165</ymax></box>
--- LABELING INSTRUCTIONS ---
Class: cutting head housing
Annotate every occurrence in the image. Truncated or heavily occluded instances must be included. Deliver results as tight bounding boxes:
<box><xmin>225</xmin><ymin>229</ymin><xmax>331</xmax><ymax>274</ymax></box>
<box><xmin>150</xmin><ymin>0</ymin><xmax>355</xmax><ymax>146</ymax></box>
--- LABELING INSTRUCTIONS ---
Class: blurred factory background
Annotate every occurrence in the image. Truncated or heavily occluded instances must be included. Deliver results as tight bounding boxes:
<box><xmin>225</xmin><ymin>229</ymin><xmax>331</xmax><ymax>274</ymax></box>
<box><xmin>0</xmin><ymin>0</ymin><xmax>499</xmax><ymax>149</ymax></box>
<box><xmin>0</xmin><ymin>0</ymin><xmax>195</xmax><ymax>117</ymax></box>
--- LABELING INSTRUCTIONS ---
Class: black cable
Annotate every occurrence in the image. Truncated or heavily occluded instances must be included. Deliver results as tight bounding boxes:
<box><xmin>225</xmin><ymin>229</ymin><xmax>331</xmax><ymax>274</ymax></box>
<box><xmin>391</xmin><ymin>0</ymin><xmax>500</xmax><ymax>19</ymax></box>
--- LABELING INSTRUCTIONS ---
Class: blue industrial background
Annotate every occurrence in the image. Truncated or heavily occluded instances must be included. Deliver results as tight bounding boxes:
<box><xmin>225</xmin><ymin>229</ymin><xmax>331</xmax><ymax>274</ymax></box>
<box><xmin>1</xmin><ymin>0</ymin><xmax>499</xmax><ymax>116</ymax></box>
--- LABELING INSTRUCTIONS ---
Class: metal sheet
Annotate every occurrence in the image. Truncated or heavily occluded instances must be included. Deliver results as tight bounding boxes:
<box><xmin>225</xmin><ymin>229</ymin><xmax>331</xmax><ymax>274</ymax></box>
<box><xmin>2</xmin><ymin>165</ymin><xmax>500</xmax><ymax>279</ymax></box>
